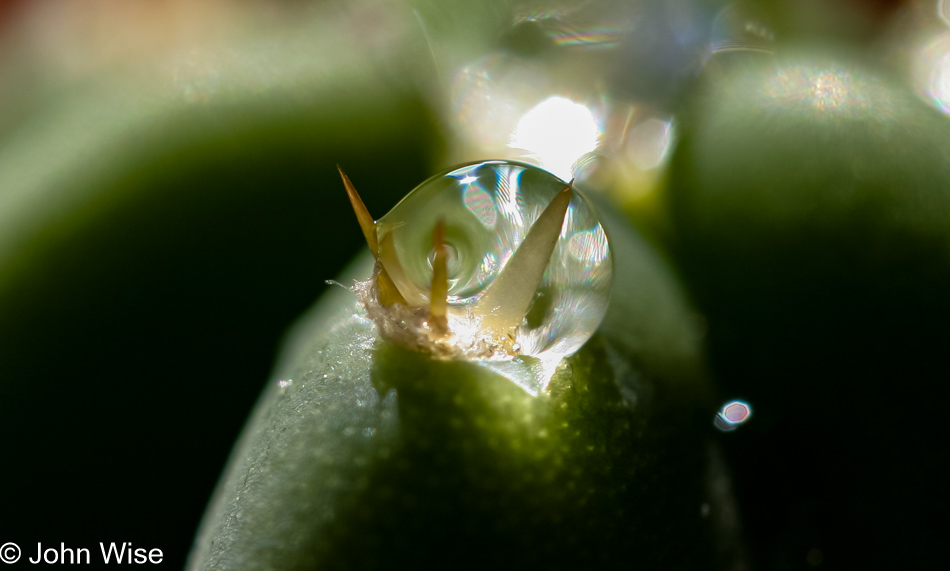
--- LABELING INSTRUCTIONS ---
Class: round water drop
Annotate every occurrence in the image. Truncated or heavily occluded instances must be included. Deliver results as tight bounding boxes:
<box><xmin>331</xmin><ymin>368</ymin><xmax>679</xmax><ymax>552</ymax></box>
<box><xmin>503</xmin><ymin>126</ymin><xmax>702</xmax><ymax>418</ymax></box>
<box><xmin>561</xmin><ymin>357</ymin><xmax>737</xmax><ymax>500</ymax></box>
<box><xmin>375</xmin><ymin>160</ymin><xmax>613</xmax><ymax>361</ymax></box>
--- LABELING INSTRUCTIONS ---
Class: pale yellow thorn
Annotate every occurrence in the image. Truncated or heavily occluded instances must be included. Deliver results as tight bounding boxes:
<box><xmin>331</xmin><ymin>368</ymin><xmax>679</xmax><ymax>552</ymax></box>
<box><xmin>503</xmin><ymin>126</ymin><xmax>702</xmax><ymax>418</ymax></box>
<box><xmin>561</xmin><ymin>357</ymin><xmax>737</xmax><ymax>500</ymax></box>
<box><xmin>376</xmin><ymin>266</ymin><xmax>408</xmax><ymax>307</ymax></box>
<box><xmin>377</xmin><ymin>231</ymin><xmax>425</xmax><ymax>307</ymax></box>
<box><xmin>477</xmin><ymin>183</ymin><xmax>573</xmax><ymax>333</ymax></box>
<box><xmin>429</xmin><ymin>219</ymin><xmax>449</xmax><ymax>334</ymax></box>
<box><xmin>337</xmin><ymin>166</ymin><xmax>407</xmax><ymax>306</ymax></box>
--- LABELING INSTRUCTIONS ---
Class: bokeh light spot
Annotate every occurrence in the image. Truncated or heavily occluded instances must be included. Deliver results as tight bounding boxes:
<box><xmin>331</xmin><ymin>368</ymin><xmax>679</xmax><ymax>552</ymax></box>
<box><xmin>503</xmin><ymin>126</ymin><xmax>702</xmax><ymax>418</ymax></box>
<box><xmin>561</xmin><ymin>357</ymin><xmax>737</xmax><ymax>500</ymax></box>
<box><xmin>914</xmin><ymin>34</ymin><xmax>950</xmax><ymax>115</ymax></box>
<box><xmin>714</xmin><ymin>400</ymin><xmax>752</xmax><ymax>432</ymax></box>
<box><xmin>625</xmin><ymin>118</ymin><xmax>673</xmax><ymax>171</ymax></box>
<box><xmin>509</xmin><ymin>96</ymin><xmax>601</xmax><ymax>181</ymax></box>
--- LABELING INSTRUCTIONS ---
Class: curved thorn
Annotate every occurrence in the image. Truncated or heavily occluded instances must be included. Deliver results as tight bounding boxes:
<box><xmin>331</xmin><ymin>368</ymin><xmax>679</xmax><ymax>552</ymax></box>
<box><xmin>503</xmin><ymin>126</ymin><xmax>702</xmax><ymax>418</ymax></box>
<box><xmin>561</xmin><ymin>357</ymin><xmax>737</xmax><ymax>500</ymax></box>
<box><xmin>429</xmin><ymin>219</ymin><xmax>449</xmax><ymax>334</ymax></box>
<box><xmin>477</xmin><ymin>183</ymin><xmax>573</xmax><ymax>332</ymax></box>
<box><xmin>338</xmin><ymin>166</ymin><xmax>407</xmax><ymax>306</ymax></box>
<box><xmin>338</xmin><ymin>166</ymin><xmax>378</xmax><ymax>254</ymax></box>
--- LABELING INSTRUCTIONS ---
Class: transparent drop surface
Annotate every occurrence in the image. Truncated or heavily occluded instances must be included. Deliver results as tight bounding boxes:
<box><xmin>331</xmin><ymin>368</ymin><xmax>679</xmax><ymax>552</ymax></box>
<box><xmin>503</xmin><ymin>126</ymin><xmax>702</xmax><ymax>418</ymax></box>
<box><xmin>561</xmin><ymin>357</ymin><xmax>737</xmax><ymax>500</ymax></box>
<box><xmin>376</xmin><ymin>160</ymin><xmax>613</xmax><ymax>366</ymax></box>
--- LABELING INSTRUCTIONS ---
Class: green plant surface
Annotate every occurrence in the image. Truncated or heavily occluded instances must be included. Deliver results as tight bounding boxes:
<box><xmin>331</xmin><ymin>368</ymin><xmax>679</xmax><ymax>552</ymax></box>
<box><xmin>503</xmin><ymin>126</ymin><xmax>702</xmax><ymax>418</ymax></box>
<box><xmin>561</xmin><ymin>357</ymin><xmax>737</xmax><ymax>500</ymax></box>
<box><xmin>664</xmin><ymin>49</ymin><xmax>950</xmax><ymax>569</ymax></box>
<box><xmin>0</xmin><ymin>5</ymin><xmax>732</xmax><ymax>566</ymax></box>
<box><xmin>187</xmin><ymin>202</ymin><xmax>735</xmax><ymax>570</ymax></box>
<box><xmin>21</xmin><ymin>3</ymin><xmax>948</xmax><ymax>568</ymax></box>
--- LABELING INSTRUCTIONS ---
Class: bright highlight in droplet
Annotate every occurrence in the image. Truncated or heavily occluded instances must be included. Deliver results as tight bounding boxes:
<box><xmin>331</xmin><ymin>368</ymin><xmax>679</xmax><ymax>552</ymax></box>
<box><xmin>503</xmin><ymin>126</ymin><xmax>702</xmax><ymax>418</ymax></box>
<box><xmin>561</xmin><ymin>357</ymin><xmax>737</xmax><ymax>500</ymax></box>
<box><xmin>714</xmin><ymin>400</ymin><xmax>752</xmax><ymax>432</ymax></box>
<box><xmin>509</xmin><ymin>96</ymin><xmax>601</xmax><ymax>181</ymax></box>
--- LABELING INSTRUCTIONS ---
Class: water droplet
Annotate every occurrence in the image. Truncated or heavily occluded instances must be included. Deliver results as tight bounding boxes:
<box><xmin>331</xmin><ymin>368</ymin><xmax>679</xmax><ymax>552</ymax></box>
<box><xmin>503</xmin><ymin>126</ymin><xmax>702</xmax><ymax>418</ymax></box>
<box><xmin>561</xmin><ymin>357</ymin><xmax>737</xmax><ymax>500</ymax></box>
<box><xmin>376</xmin><ymin>160</ymin><xmax>613</xmax><ymax>362</ymax></box>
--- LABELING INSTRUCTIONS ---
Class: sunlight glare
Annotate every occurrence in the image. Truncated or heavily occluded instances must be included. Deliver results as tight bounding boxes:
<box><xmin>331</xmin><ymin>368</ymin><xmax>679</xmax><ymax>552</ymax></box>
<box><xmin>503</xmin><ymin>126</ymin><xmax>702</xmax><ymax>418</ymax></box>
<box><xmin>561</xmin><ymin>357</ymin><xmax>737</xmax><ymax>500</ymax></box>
<box><xmin>509</xmin><ymin>96</ymin><xmax>600</xmax><ymax>181</ymax></box>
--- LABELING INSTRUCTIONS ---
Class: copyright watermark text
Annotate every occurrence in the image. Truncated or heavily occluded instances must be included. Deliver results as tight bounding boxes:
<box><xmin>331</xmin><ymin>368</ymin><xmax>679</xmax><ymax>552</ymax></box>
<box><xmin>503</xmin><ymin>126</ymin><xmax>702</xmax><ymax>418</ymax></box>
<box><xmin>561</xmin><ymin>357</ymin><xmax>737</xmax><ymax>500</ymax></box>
<box><xmin>0</xmin><ymin>542</ymin><xmax>162</xmax><ymax>565</ymax></box>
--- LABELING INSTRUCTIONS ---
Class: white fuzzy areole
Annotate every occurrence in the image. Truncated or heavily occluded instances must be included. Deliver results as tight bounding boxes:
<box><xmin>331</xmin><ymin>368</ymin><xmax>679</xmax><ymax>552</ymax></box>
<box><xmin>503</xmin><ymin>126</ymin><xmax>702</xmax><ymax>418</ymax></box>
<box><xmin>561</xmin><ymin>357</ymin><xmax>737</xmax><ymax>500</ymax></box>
<box><xmin>353</xmin><ymin>262</ymin><xmax>560</xmax><ymax>395</ymax></box>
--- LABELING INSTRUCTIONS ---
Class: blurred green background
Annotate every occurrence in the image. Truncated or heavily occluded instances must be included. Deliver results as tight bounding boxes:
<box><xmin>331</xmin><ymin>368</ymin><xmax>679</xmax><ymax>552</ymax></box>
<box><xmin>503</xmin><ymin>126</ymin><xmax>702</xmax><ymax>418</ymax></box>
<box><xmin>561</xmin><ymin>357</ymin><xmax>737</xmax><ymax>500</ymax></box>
<box><xmin>1</xmin><ymin>0</ymin><xmax>947</xmax><ymax>569</ymax></box>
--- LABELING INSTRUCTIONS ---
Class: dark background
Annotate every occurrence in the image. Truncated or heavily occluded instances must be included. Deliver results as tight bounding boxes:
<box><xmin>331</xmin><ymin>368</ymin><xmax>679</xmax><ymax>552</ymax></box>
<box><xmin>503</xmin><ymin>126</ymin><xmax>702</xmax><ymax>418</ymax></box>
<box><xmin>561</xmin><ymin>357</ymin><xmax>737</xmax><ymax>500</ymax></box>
<box><xmin>0</xmin><ymin>102</ymin><xmax>436</xmax><ymax>568</ymax></box>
